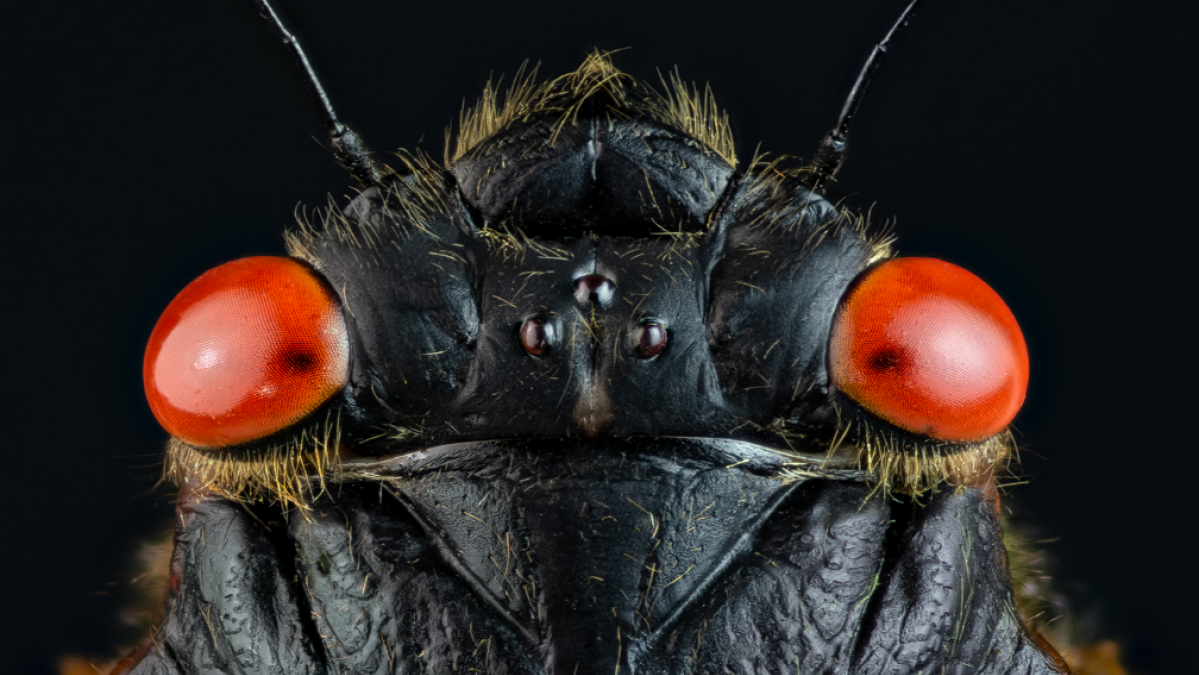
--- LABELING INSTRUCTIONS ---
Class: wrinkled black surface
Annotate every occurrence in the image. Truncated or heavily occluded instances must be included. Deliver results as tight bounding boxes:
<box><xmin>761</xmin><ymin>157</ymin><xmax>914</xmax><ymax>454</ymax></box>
<box><xmin>122</xmin><ymin>63</ymin><xmax>1067</xmax><ymax>674</ymax></box>
<box><xmin>312</xmin><ymin>142</ymin><xmax>867</xmax><ymax>452</ymax></box>
<box><xmin>128</xmin><ymin>440</ymin><xmax>1062</xmax><ymax>674</ymax></box>
<box><xmin>452</xmin><ymin>121</ymin><xmax>732</xmax><ymax>237</ymax></box>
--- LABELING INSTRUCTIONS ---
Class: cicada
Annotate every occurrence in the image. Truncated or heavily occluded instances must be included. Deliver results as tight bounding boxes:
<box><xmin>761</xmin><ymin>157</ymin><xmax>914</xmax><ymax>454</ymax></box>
<box><xmin>109</xmin><ymin>0</ymin><xmax>1073</xmax><ymax>672</ymax></box>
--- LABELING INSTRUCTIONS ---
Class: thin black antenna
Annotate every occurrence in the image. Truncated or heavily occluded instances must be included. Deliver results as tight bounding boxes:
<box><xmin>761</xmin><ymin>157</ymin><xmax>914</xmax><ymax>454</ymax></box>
<box><xmin>807</xmin><ymin>0</ymin><xmax>924</xmax><ymax>190</ymax></box>
<box><xmin>251</xmin><ymin>0</ymin><xmax>384</xmax><ymax>185</ymax></box>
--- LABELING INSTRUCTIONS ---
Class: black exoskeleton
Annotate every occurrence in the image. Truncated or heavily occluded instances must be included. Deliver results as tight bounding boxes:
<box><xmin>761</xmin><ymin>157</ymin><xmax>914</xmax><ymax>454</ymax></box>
<box><xmin>117</xmin><ymin>0</ymin><xmax>1069</xmax><ymax>669</ymax></box>
<box><xmin>120</xmin><ymin>53</ymin><xmax>1067</xmax><ymax>674</ymax></box>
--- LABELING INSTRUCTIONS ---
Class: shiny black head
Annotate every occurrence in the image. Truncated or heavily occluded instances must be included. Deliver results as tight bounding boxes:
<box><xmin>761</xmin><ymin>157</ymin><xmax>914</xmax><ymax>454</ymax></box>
<box><xmin>291</xmin><ymin>55</ymin><xmax>879</xmax><ymax>457</ymax></box>
<box><xmin>125</xmin><ymin>4</ymin><xmax>1067</xmax><ymax>673</ymax></box>
<box><xmin>450</xmin><ymin>63</ymin><xmax>734</xmax><ymax>237</ymax></box>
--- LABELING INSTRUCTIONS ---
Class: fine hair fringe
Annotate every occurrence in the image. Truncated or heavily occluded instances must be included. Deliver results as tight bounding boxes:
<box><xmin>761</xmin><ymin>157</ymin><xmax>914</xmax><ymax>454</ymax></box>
<box><xmin>163</xmin><ymin>413</ymin><xmax>341</xmax><ymax>510</ymax></box>
<box><xmin>285</xmin><ymin>150</ymin><xmax>450</xmax><ymax>259</ymax></box>
<box><xmin>843</xmin><ymin>423</ymin><xmax>1014</xmax><ymax>495</ymax></box>
<box><xmin>447</xmin><ymin>51</ymin><xmax>737</xmax><ymax>169</ymax></box>
<box><xmin>734</xmin><ymin>153</ymin><xmax>896</xmax><ymax>263</ymax></box>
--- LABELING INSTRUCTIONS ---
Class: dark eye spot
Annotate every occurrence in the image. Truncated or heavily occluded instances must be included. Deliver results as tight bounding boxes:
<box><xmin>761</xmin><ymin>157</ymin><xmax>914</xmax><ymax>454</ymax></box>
<box><xmin>633</xmin><ymin>320</ymin><xmax>667</xmax><ymax>358</ymax></box>
<box><xmin>521</xmin><ymin>317</ymin><xmax>554</xmax><ymax>356</ymax></box>
<box><xmin>279</xmin><ymin>347</ymin><xmax>319</xmax><ymax>375</ymax></box>
<box><xmin>868</xmin><ymin>348</ymin><xmax>903</xmax><ymax>373</ymax></box>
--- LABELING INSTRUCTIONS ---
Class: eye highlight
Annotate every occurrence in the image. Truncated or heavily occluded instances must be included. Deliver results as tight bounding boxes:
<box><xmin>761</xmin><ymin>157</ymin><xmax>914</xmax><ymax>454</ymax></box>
<box><xmin>632</xmin><ymin>320</ymin><xmax>667</xmax><ymax>358</ymax></box>
<box><xmin>829</xmin><ymin>257</ymin><xmax>1028</xmax><ymax>443</ymax></box>
<box><xmin>144</xmin><ymin>257</ymin><xmax>350</xmax><ymax>448</ymax></box>
<box><xmin>520</xmin><ymin>317</ymin><xmax>555</xmax><ymax>356</ymax></box>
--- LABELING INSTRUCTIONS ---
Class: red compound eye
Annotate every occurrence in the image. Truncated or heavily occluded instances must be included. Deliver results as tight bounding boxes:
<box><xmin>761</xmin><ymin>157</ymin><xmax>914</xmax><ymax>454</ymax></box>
<box><xmin>144</xmin><ymin>257</ymin><xmax>350</xmax><ymax>448</ymax></box>
<box><xmin>829</xmin><ymin>257</ymin><xmax>1029</xmax><ymax>442</ymax></box>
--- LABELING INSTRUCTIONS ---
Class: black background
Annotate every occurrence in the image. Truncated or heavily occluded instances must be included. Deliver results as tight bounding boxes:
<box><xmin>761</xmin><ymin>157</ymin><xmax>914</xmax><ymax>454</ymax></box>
<box><xmin>6</xmin><ymin>1</ymin><xmax>1194</xmax><ymax>673</ymax></box>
